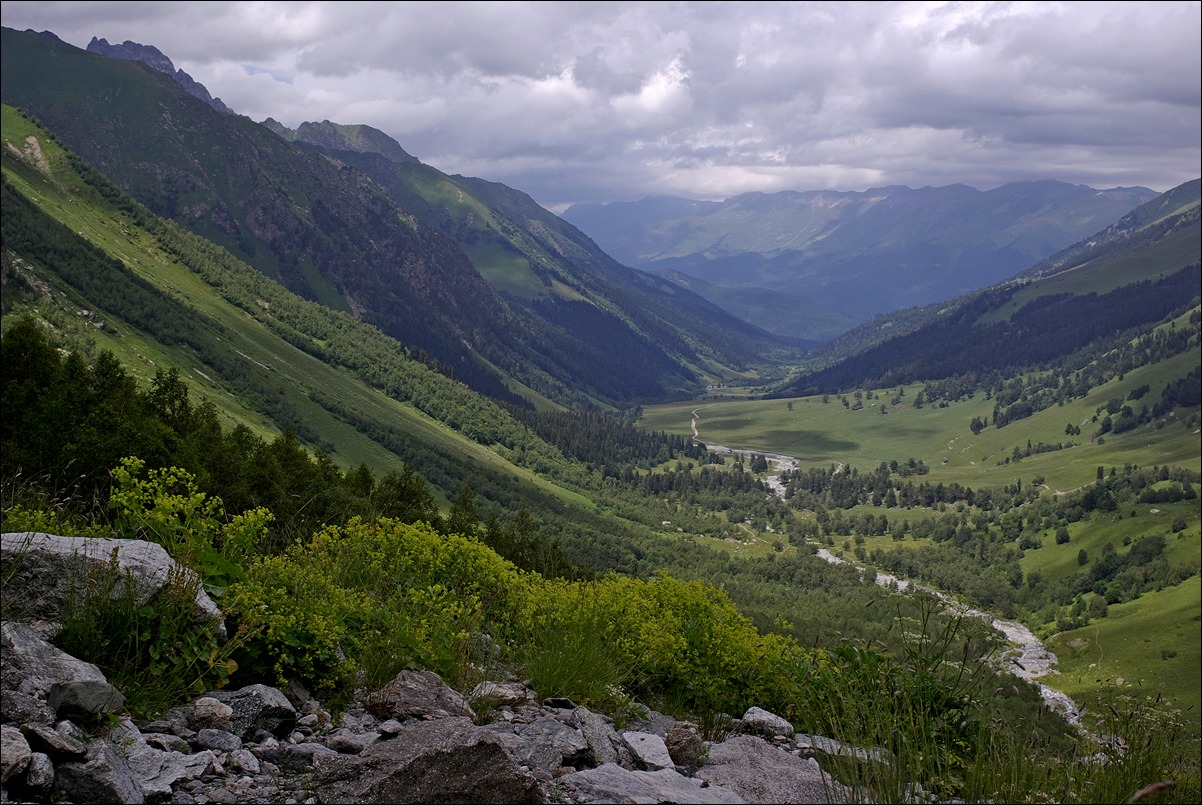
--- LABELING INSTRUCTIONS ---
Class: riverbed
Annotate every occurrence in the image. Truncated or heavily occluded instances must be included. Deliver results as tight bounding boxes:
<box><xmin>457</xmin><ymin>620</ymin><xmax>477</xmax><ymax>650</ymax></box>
<box><xmin>691</xmin><ymin>410</ymin><xmax>1083</xmax><ymax>725</ymax></box>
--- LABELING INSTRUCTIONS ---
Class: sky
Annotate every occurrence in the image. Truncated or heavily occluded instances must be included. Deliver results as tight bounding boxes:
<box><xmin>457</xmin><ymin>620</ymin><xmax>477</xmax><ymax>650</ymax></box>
<box><xmin>2</xmin><ymin>1</ymin><xmax>1199</xmax><ymax>212</ymax></box>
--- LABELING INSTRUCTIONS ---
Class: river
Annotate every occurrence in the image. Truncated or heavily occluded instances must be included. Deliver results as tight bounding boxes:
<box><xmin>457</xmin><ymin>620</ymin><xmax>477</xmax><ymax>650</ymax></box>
<box><xmin>690</xmin><ymin>410</ymin><xmax>1083</xmax><ymax>725</ymax></box>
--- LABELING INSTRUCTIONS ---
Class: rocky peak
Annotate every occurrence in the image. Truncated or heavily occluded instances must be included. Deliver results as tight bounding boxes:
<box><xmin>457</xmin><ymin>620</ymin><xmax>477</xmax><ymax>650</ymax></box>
<box><xmin>86</xmin><ymin>36</ymin><xmax>233</xmax><ymax>114</ymax></box>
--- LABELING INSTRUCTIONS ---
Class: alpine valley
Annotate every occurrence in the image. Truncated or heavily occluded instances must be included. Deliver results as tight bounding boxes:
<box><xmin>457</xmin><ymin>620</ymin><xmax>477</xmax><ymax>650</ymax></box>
<box><xmin>1</xmin><ymin>26</ymin><xmax>1199</xmax><ymax>805</ymax></box>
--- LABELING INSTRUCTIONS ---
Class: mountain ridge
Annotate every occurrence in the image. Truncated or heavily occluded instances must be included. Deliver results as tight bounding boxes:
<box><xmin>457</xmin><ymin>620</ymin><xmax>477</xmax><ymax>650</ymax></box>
<box><xmin>562</xmin><ymin>182</ymin><xmax>1159</xmax><ymax>334</ymax></box>
<box><xmin>2</xmin><ymin>27</ymin><xmax>799</xmax><ymax>410</ymax></box>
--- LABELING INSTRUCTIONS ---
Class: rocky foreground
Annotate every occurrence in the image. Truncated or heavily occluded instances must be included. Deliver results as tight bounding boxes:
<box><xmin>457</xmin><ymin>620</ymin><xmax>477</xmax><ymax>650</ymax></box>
<box><xmin>1</xmin><ymin>532</ymin><xmax>883</xmax><ymax>804</ymax></box>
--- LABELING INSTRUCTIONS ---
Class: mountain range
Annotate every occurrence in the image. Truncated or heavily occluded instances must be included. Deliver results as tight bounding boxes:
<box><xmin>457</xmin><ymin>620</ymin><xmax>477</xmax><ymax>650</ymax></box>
<box><xmin>1</xmin><ymin>27</ymin><xmax>797</xmax><ymax>411</ymax></box>
<box><xmin>2</xmin><ymin>25</ymin><xmax>1197</xmax><ymax>433</ymax></box>
<box><xmin>562</xmin><ymin>183</ymin><xmax>1159</xmax><ymax>339</ymax></box>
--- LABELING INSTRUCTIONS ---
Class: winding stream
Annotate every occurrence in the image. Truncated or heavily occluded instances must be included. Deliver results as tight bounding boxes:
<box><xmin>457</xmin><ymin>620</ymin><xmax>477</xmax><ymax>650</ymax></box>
<box><xmin>690</xmin><ymin>409</ymin><xmax>1083</xmax><ymax>725</ymax></box>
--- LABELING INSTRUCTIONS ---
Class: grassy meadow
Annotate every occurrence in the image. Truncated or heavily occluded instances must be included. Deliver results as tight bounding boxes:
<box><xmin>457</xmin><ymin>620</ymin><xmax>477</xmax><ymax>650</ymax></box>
<box><xmin>641</xmin><ymin>348</ymin><xmax>1202</xmax><ymax>727</ymax></box>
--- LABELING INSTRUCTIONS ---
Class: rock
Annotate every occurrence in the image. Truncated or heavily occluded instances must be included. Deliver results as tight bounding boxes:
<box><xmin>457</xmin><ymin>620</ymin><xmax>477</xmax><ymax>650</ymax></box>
<box><xmin>0</xmin><ymin>533</ymin><xmax>224</xmax><ymax>638</ymax></box>
<box><xmin>1</xmin><ymin>621</ymin><xmax>107</xmax><ymax>701</ymax></box>
<box><xmin>1</xmin><ymin>724</ymin><xmax>31</xmax><ymax>784</ymax></box>
<box><xmin>111</xmin><ymin>718</ymin><xmax>217</xmax><ymax>801</ymax></box>
<box><xmin>470</xmin><ymin>681</ymin><xmax>529</xmax><ymax>707</ymax></box>
<box><xmin>570</xmin><ymin>708</ymin><xmax>622</xmax><ymax>766</ymax></box>
<box><xmin>48</xmin><ymin>678</ymin><xmax>127</xmax><ymax>721</ymax></box>
<box><xmin>194</xmin><ymin>727</ymin><xmax>242</xmax><ymax>752</ymax></box>
<box><xmin>55</xmin><ymin>737</ymin><xmax>146</xmax><ymax>804</ymax></box>
<box><xmin>795</xmin><ymin>733</ymin><xmax>895</xmax><ymax>770</ymax></box>
<box><xmin>312</xmin><ymin>716</ymin><xmax>544</xmax><ymax>803</ymax></box>
<box><xmin>188</xmin><ymin>696</ymin><xmax>234</xmax><ymax>732</ymax></box>
<box><xmin>367</xmin><ymin>669</ymin><xmax>475</xmax><ymax>721</ymax></box>
<box><xmin>697</xmin><ymin>734</ymin><xmax>854</xmax><ymax>804</ymax></box>
<box><xmin>665</xmin><ymin>724</ymin><xmax>704</xmax><ymax>768</ymax></box>
<box><xmin>21</xmin><ymin>721</ymin><xmax>88</xmax><ymax>758</ymax></box>
<box><xmin>24</xmin><ymin>750</ymin><xmax>55</xmax><ymax>794</ymax></box>
<box><xmin>210</xmin><ymin>683</ymin><xmax>297</xmax><ymax>738</ymax></box>
<box><xmin>740</xmin><ymin>706</ymin><xmax>794</xmax><ymax>739</ymax></box>
<box><xmin>490</xmin><ymin>716</ymin><xmax>592</xmax><ymax>773</ymax></box>
<box><xmin>621</xmin><ymin>730</ymin><xmax>675</xmax><ymax>771</ymax></box>
<box><xmin>557</xmin><ymin>763</ymin><xmax>744</xmax><ymax>804</ymax></box>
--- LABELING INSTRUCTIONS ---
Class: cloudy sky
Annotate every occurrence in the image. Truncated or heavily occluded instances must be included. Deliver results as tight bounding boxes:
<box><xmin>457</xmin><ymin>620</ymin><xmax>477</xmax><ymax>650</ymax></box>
<box><xmin>2</xmin><ymin>1</ymin><xmax>1199</xmax><ymax>211</ymax></box>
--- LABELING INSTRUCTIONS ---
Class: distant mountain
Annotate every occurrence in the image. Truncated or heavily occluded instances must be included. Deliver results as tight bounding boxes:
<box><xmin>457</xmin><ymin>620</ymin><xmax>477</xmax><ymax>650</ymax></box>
<box><xmin>262</xmin><ymin>119</ymin><xmax>419</xmax><ymax>165</ymax></box>
<box><xmin>562</xmin><ymin>183</ymin><xmax>1158</xmax><ymax>325</ymax></box>
<box><xmin>1</xmin><ymin>27</ymin><xmax>798</xmax><ymax>409</ymax></box>
<box><xmin>652</xmin><ymin>270</ymin><xmax>854</xmax><ymax>346</ymax></box>
<box><xmin>86</xmin><ymin>36</ymin><xmax>233</xmax><ymax>114</ymax></box>
<box><xmin>773</xmin><ymin>179</ymin><xmax>1201</xmax><ymax>397</ymax></box>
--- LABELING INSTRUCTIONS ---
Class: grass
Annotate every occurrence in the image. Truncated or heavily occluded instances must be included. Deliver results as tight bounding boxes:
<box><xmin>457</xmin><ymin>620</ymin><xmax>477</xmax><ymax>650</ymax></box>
<box><xmin>641</xmin><ymin>355</ymin><xmax>1201</xmax><ymax>733</ymax></box>
<box><xmin>1047</xmin><ymin>576</ymin><xmax>1201</xmax><ymax>728</ymax></box>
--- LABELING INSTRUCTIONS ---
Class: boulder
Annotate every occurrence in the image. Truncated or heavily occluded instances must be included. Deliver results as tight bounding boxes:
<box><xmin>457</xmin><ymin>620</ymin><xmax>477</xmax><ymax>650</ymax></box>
<box><xmin>621</xmin><ymin>730</ymin><xmax>676</xmax><ymax>771</ymax></box>
<box><xmin>557</xmin><ymin>763</ymin><xmax>744</xmax><ymax>804</ymax></box>
<box><xmin>740</xmin><ymin>706</ymin><xmax>794</xmax><ymax>738</ymax></box>
<box><xmin>697</xmin><ymin>734</ymin><xmax>854</xmax><ymax>804</ymax></box>
<box><xmin>1</xmin><ymin>621</ymin><xmax>107</xmax><ymax>701</ymax></box>
<box><xmin>54</xmin><ymin>737</ymin><xmax>145</xmax><ymax>804</ymax></box>
<box><xmin>312</xmin><ymin>716</ymin><xmax>544</xmax><ymax>803</ymax></box>
<box><xmin>1</xmin><ymin>532</ymin><xmax>224</xmax><ymax>637</ymax></box>
<box><xmin>48</xmin><ymin>679</ymin><xmax>126</xmax><ymax>722</ymax></box>
<box><xmin>665</xmin><ymin>724</ymin><xmax>704</xmax><ymax>768</ymax></box>
<box><xmin>0</xmin><ymin>724</ymin><xmax>31</xmax><ymax>784</ymax></box>
<box><xmin>209</xmin><ymin>683</ymin><xmax>296</xmax><ymax>737</ymax></box>
<box><xmin>367</xmin><ymin>668</ymin><xmax>475</xmax><ymax>721</ymax></box>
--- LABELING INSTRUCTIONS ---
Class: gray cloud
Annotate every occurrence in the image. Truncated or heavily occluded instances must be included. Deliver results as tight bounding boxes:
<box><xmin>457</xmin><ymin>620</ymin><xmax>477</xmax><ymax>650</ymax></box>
<box><xmin>2</xmin><ymin>0</ymin><xmax>1197</xmax><ymax>210</ymax></box>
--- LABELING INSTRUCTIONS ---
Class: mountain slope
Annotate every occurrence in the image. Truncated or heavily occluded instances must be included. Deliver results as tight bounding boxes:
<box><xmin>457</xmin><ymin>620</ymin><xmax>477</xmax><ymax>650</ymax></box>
<box><xmin>562</xmin><ymin>182</ymin><xmax>1158</xmax><ymax>326</ymax></box>
<box><xmin>273</xmin><ymin>119</ymin><xmax>804</xmax><ymax>383</ymax></box>
<box><xmin>773</xmin><ymin>180</ymin><xmax>1201</xmax><ymax>397</ymax></box>
<box><xmin>2</xmin><ymin>27</ymin><xmax>799</xmax><ymax>409</ymax></box>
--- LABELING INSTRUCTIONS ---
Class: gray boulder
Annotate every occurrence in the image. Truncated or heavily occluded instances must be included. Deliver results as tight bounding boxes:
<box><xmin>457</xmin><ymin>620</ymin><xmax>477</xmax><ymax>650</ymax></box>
<box><xmin>48</xmin><ymin>679</ymin><xmax>126</xmax><ymax>722</ymax></box>
<box><xmin>557</xmin><ymin>763</ymin><xmax>744</xmax><ymax>804</ymax></box>
<box><xmin>1</xmin><ymin>621</ymin><xmax>107</xmax><ymax>700</ymax></box>
<box><xmin>312</xmin><ymin>716</ymin><xmax>544</xmax><ymax>803</ymax></box>
<box><xmin>367</xmin><ymin>668</ymin><xmax>475</xmax><ymax>721</ymax></box>
<box><xmin>54</xmin><ymin>737</ymin><xmax>146</xmax><ymax>804</ymax></box>
<box><xmin>0</xmin><ymin>724</ymin><xmax>31</xmax><ymax>784</ymax></box>
<box><xmin>1</xmin><ymin>532</ymin><xmax>224</xmax><ymax>637</ymax></box>
<box><xmin>621</xmin><ymin>730</ymin><xmax>675</xmax><ymax>771</ymax></box>
<box><xmin>697</xmin><ymin>735</ymin><xmax>854</xmax><ymax>804</ymax></box>
<box><xmin>740</xmin><ymin>706</ymin><xmax>795</xmax><ymax>738</ymax></box>
<box><xmin>209</xmin><ymin>683</ymin><xmax>296</xmax><ymax>737</ymax></box>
